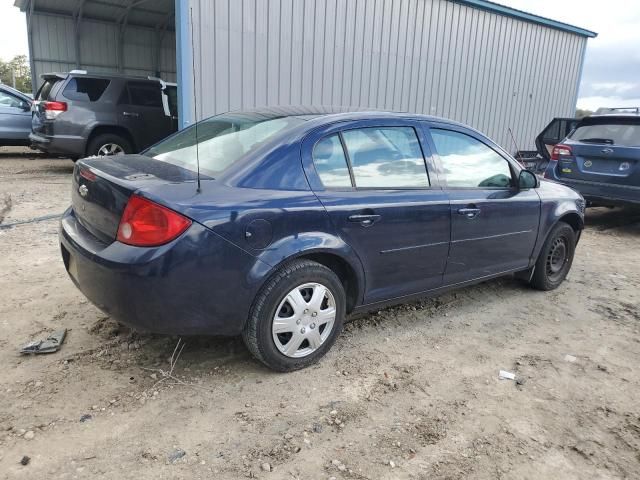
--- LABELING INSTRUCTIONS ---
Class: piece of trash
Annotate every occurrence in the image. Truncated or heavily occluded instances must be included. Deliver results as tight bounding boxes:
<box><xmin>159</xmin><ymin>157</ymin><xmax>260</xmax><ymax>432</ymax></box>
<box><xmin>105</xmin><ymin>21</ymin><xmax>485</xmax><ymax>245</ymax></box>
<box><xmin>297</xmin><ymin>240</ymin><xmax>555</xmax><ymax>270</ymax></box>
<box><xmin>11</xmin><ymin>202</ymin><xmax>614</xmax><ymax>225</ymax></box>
<box><xmin>515</xmin><ymin>377</ymin><xmax>526</xmax><ymax>386</ymax></box>
<box><xmin>20</xmin><ymin>456</ymin><xmax>30</xmax><ymax>466</ymax></box>
<box><xmin>167</xmin><ymin>449</ymin><xmax>186</xmax><ymax>463</ymax></box>
<box><xmin>564</xmin><ymin>354</ymin><xmax>577</xmax><ymax>363</ymax></box>
<box><xmin>80</xmin><ymin>414</ymin><xmax>92</xmax><ymax>422</ymax></box>
<box><xmin>20</xmin><ymin>329</ymin><xmax>67</xmax><ymax>354</ymax></box>
<box><xmin>499</xmin><ymin>370</ymin><xmax>516</xmax><ymax>380</ymax></box>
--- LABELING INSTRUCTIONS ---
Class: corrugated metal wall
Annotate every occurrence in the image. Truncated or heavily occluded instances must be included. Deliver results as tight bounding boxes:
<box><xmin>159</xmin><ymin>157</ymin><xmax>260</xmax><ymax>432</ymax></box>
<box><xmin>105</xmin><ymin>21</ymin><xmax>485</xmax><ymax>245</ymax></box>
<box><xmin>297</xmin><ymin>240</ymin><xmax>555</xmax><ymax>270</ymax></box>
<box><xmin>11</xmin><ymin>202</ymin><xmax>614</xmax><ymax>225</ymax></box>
<box><xmin>186</xmin><ymin>0</ymin><xmax>587</xmax><ymax>150</ymax></box>
<box><xmin>29</xmin><ymin>13</ymin><xmax>176</xmax><ymax>87</ymax></box>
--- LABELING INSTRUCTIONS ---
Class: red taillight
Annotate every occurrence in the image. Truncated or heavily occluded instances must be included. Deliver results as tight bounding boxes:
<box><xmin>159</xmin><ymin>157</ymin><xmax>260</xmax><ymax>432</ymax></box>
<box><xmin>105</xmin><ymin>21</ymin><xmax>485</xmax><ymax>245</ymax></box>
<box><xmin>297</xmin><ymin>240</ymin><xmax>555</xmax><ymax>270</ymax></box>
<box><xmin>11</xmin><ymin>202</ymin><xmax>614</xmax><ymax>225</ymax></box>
<box><xmin>551</xmin><ymin>144</ymin><xmax>572</xmax><ymax>161</ymax></box>
<box><xmin>116</xmin><ymin>195</ymin><xmax>191</xmax><ymax>247</ymax></box>
<box><xmin>79</xmin><ymin>168</ymin><xmax>97</xmax><ymax>182</ymax></box>
<box><xmin>43</xmin><ymin>101</ymin><xmax>67</xmax><ymax>111</ymax></box>
<box><xmin>43</xmin><ymin>100</ymin><xmax>67</xmax><ymax>120</ymax></box>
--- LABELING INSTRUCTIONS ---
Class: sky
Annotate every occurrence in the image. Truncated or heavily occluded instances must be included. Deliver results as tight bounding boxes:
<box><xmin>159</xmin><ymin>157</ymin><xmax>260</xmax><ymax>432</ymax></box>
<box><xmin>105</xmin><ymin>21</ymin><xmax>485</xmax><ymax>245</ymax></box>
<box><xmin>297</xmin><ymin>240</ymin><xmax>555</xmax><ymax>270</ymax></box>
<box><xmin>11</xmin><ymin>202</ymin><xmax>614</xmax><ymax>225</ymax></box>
<box><xmin>1</xmin><ymin>0</ymin><xmax>638</xmax><ymax>112</ymax></box>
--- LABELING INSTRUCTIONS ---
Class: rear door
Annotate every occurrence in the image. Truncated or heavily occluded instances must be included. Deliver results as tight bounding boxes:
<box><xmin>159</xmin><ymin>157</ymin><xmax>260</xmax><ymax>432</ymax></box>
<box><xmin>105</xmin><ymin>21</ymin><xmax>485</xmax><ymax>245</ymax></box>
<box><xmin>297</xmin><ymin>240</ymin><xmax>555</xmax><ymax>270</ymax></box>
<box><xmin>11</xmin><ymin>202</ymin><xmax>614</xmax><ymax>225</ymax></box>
<box><xmin>427</xmin><ymin>124</ymin><xmax>540</xmax><ymax>285</ymax></box>
<box><xmin>302</xmin><ymin>119</ymin><xmax>450</xmax><ymax>304</ymax></box>
<box><xmin>0</xmin><ymin>87</ymin><xmax>31</xmax><ymax>142</ymax></box>
<box><xmin>117</xmin><ymin>81</ymin><xmax>171</xmax><ymax>151</ymax></box>
<box><xmin>558</xmin><ymin>116</ymin><xmax>640</xmax><ymax>188</ymax></box>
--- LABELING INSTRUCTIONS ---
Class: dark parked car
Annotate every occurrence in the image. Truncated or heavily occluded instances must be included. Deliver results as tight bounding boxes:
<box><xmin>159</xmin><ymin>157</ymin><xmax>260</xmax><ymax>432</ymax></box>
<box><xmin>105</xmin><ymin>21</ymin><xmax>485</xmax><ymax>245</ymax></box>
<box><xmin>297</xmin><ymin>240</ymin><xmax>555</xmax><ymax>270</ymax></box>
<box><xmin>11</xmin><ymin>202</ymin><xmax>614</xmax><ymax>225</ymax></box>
<box><xmin>544</xmin><ymin>112</ymin><xmax>640</xmax><ymax>206</ymax></box>
<box><xmin>0</xmin><ymin>83</ymin><xmax>32</xmax><ymax>146</ymax></box>
<box><xmin>59</xmin><ymin>107</ymin><xmax>585</xmax><ymax>371</ymax></box>
<box><xmin>30</xmin><ymin>71</ymin><xmax>178</xmax><ymax>159</ymax></box>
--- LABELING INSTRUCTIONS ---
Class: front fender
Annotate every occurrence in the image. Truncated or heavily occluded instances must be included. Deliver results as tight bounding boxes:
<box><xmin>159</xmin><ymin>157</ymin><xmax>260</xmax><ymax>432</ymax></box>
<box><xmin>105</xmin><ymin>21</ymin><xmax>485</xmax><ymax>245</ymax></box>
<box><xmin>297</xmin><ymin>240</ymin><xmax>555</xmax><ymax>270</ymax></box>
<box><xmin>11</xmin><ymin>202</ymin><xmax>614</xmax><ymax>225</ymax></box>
<box><xmin>531</xmin><ymin>199</ymin><xmax>584</xmax><ymax>264</ymax></box>
<box><xmin>247</xmin><ymin>231</ymin><xmax>366</xmax><ymax>306</ymax></box>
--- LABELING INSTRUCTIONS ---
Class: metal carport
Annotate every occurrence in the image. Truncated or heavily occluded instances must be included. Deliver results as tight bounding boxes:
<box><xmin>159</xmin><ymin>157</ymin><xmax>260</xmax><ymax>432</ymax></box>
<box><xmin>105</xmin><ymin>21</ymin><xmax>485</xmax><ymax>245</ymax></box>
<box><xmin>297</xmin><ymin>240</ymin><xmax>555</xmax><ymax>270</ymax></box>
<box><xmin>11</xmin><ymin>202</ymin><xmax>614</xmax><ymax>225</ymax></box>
<box><xmin>14</xmin><ymin>0</ymin><xmax>176</xmax><ymax>92</ymax></box>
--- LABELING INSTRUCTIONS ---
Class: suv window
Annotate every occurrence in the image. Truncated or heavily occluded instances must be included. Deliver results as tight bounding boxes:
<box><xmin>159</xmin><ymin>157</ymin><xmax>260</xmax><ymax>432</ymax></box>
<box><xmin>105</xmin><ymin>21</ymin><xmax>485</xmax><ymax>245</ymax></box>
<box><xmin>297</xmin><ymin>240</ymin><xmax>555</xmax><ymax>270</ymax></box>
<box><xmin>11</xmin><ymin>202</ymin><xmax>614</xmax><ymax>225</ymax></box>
<box><xmin>36</xmin><ymin>79</ymin><xmax>61</xmax><ymax>101</ymax></box>
<box><xmin>164</xmin><ymin>85</ymin><xmax>178</xmax><ymax>117</ymax></box>
<box><xmin>126</xmin><ymin>81</ymin><xmax>162</xmax><ymax>108</ymax></box>
<box><xmin>313</xmin><ymin>135</ymin><xmax>352</xmax><ymax>188</ymax></box>
<box><xmin>62</xmin><ymin>77</ymin><xmax>110</xmax><ymax>102</ymax></box>
<box><xmin>341</xmin><ymin>127</ymin><xmax>429</xmax><ymax>188</ymax></box>
<box><xmin>569</xmin><ymin>118</ymin><xmax>640</xmax><ymax>147</ymax></box>
<box><xmin>431</xmin><ymin>129</ymin><xmax>513</xmax><ymax>188</ymax></box>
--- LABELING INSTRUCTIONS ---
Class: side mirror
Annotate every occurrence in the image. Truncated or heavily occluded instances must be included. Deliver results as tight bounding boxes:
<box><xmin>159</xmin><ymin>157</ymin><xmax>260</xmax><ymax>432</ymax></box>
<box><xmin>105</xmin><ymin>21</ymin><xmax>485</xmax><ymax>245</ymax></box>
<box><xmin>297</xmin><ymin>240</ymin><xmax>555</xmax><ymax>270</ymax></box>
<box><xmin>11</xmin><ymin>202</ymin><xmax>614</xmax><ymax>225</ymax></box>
<box><xmin>20</xmin><ymin>101</ymin><xmax>31</xmax><ymax>111</ymax></box>
<box><xmin>518</xmin><ymin>169</ymin><xmax>539</xmax><ymax>189</ymax></box>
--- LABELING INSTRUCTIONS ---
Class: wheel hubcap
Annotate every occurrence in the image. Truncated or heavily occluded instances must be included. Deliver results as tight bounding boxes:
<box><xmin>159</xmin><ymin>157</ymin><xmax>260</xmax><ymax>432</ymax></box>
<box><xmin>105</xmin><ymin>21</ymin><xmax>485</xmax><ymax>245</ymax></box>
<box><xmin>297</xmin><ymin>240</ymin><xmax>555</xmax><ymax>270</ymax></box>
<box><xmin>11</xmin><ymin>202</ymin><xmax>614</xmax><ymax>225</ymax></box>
<box><xmin>546</xmin><ymin>237</ymin><xmax>568</xmax><ymax>281</ymax></box>
<box><xmin>97</xmin><ymin>143</ymin><xmax>125</xmax><ymax>156</ymax></box>
<box><xmin>272</xmin><ymin>282</ymin><xmax>336</xmax><ymax>358</ymax></box>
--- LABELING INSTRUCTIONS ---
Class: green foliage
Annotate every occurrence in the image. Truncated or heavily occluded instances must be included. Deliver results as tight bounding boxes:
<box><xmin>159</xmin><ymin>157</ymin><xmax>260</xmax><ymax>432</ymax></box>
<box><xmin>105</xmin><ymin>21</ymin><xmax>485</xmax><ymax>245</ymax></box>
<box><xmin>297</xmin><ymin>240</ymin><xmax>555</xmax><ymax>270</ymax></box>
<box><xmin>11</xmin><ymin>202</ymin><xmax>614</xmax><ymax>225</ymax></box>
<box><xmin>0</xmin><ymin>55</ymin><xmax>32</xmax><ymax>93</ymax></box>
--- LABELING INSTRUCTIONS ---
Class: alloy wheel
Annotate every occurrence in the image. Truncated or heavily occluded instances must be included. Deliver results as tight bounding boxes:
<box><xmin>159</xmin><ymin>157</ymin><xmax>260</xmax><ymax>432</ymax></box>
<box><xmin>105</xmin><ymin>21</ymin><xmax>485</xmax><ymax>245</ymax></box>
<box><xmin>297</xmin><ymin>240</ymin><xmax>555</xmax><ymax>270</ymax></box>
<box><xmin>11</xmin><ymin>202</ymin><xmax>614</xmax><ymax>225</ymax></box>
<box><xmin>272</xmin><ymin>282</ymin><xmax>336</xmax><ymax>358</ymax></box>
<box><xmin>97</xmin><ymin>143</ymin><xmax>125</xmax><ymax>156</ymax></box>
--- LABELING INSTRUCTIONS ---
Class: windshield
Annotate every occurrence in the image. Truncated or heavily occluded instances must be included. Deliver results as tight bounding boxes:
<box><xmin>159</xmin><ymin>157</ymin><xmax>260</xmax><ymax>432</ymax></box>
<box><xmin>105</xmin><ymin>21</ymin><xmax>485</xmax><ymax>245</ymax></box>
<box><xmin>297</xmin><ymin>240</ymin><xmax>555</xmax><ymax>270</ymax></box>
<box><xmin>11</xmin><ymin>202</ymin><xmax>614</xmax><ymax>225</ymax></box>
<box><xmin>144</xmin><ymin>112</ymin><xmax>308</xmax><ymax>177</ymax></box>
<box><xmin>569</xmin><ymin>118</ymin><xmax>640</xmax><ymax>147</ymax></box>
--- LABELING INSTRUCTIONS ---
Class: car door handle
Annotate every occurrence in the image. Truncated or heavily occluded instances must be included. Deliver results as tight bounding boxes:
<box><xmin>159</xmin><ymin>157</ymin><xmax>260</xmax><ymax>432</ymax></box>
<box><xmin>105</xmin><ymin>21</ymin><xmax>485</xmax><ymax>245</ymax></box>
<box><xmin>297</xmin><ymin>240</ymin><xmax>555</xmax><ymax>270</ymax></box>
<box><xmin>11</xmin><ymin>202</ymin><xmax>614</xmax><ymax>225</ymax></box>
<box><xmin>122</xmin><ymin>111</ymin><xmax>139</xmax><ymax>118</ymax></box>
<box><xmin>348</xmin><ymin>214</ymin><xmax>381</xmax><ymax>226</ymax></box>
<box><xmin>457</xmin><ymin>207</ymin><xmax>481</xmax><ymax>218</ymax></box>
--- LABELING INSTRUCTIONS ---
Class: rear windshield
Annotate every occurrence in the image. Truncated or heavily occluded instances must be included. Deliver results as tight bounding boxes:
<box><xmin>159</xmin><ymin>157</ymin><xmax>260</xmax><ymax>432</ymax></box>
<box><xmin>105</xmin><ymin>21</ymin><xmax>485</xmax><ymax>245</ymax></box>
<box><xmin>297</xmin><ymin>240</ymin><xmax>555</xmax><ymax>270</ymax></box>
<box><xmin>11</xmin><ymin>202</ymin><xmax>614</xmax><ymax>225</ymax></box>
<box><xmin>36</xmin><ymin>79</ymin><xmax>62</xmax><ymax>101</ymax></box>
<box><xmin>143</xmin><ymin>113</ymin><xmax>308</xmax><ymax>177</ymax></box>
<box><xmin>569</xmin><ymin>118</ymin><xmax>640</xmax><ymax>147</ymax></box>
<box><xmin>62</xmin><ymin>77</ymin><xmax>110</xmax><ymax>102</ymax></box>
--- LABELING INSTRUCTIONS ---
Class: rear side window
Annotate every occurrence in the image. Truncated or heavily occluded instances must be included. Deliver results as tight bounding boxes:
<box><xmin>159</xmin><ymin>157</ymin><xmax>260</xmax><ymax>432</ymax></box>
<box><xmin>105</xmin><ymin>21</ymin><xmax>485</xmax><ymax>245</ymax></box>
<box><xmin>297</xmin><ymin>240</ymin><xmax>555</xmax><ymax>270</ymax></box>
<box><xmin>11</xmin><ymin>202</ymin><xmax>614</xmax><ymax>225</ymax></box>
<box><xmin>62</xmin><ymin>77</ymin><xmax>110</xmax><ymax>102</ymax></box>
<box><xmin>36</xmin><ymin>79</ymin><xmax>62</xmax><ymax>100</ymax></box>
<box><xmin>341</xmin><ymin>127</ymin><xmax>429</xmax><ymax>188</ymax></box>
<box><xmin>165</xmin><ymin>86</ymin><xmax>178</xmax><ymax>116</ymax></box>
<box><xmin>313</xmin><ymin>135</ymin><xmax>352</xmax><ymax>188</ymax></box>
<box><xmin>126</xmin><ymin>81</ymin><xmax>162</xmax><ymax>107</ymax></box>
<box><xmin>431</xmin><ymin>129</ymin><xmax>513</xmax><ymax>188</ymax></box>
<box><xmin>569</xmin><ymin>119</ymin><xmax>640</xmax><ymax>147</ymax></box>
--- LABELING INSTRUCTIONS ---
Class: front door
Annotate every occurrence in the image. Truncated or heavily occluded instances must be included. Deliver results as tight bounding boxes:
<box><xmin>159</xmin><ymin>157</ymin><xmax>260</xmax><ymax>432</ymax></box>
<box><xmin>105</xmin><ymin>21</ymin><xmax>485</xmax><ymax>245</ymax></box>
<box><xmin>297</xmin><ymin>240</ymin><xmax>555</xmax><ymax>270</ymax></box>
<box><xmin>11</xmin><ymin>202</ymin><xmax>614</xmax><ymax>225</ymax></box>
<box><xmin>427</xmin><ymin>125</ymin><xmax>541</xmax><ymax>285</ymax></box>
<box><xmin>302</xmin><ymin>120</ymin><xmax>450</xmax><ymax>304</ymax></box>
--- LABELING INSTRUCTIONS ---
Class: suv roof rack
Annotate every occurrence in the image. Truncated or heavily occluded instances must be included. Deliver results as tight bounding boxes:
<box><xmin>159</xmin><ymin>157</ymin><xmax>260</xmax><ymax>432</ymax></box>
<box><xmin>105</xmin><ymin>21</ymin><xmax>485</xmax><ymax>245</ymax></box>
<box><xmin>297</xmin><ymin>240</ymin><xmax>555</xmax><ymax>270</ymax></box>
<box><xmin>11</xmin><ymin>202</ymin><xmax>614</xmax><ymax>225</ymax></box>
<box><xmin>594</xmin><ymin>107</ymin><xmax>640</xmax><ymax>115</ymax></box>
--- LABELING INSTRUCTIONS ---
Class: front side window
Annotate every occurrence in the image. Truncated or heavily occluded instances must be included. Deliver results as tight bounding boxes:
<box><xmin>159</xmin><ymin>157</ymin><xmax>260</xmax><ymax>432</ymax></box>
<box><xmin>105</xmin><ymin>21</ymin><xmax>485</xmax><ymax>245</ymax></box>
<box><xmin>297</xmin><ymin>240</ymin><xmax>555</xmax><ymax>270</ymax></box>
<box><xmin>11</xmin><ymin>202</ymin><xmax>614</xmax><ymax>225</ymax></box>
<box><xmin>144</xmin><ymin>113</ymin><xmax>307</xmax><ymax>177</ymax></box>
<box><xmin>341</xmin><ymin>127</ymin><xmax>429</xmax><ymax>188</ymax></box>
<box><xmin>62</xmin><ymin>78</ymin><xmax>110</xmax><ymax>102</ymax></box>
<box><xmin>0</xmin><ymin>91</ymin><xmax>23</xmax><ymax>109</ymax></box>
<box><xmin>431</xmin><ymin>129</ymin><xmax>513</xmax><ymax>188</ymax></box>
<box><xmin>127</xmin><ymin>81</ymin><xmax>162</xmax><ymax>108</ymax></box>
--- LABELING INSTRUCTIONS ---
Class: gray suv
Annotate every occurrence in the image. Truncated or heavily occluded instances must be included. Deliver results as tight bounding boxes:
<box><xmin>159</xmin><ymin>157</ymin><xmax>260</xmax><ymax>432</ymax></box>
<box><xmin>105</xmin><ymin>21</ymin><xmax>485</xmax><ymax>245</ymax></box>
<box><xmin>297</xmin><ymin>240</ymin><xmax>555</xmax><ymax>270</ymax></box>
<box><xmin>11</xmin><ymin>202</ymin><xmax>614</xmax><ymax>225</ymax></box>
<box><xmin>30</xmin><ymin>71</ymin><xmax>178</xmax><ymax>160</ymax></box>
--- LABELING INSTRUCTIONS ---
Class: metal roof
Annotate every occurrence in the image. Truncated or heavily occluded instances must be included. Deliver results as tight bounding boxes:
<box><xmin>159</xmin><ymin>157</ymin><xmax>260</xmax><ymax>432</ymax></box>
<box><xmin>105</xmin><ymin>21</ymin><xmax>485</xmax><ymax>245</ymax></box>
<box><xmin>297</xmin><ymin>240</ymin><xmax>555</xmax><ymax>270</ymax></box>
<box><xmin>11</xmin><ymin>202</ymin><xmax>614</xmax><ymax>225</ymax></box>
<box><xmin>14</xmin><ymin>0</ymin><xmax>174</xmax><ymax>30</ymax></box>
<box><xmin>454</xmin><ymin>0</ymin><xmax>597</xmax><ymax>38</ymax></box>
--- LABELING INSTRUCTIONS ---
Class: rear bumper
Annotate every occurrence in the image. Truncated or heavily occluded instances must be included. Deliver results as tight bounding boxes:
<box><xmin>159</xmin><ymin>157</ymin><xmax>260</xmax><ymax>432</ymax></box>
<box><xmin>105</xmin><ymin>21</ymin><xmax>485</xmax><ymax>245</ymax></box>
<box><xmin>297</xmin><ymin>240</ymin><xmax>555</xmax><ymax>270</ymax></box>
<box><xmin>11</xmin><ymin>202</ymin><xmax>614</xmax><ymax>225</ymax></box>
<box><xmin>30</xmin><ymin>132</ymin><xmax>86</xmax><ymax>157</ymax></box>
<box><xmin>59</xmin><ymin>207</ymin><xmax>264</xmax><ymax>335</ymax></box>
<box><xmin>545</xmin><ymin>167</ymin><xmax>640</xmax><ymax>206</ymax></box>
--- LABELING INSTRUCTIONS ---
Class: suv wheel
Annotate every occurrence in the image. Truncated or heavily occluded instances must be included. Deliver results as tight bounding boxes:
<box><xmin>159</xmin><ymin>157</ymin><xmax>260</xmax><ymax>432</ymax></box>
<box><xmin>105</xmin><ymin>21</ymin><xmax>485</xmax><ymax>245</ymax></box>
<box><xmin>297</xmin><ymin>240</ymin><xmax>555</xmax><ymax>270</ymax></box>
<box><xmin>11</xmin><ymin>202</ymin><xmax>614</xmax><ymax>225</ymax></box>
<box><xmin>242</xmin><ymin>259</ymin><xmax>346</xmax><ymax>372</ymax></box>
<box><xmin>529</xmin><ymin>222</ymin><xmax>576</xmax><ymax>291</ymax></box>
<box><xmin>88</xmin><ymin>133</ymin><xmax>132</xmax><ymax>157</ymax></box>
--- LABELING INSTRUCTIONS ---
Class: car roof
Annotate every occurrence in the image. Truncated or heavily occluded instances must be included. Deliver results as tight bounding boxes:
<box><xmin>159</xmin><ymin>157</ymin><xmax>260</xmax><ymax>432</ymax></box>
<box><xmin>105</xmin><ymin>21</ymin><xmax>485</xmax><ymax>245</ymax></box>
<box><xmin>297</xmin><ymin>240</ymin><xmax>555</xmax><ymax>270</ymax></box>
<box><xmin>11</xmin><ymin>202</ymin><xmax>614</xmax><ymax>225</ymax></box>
<box><xmin>40</xmin><ymin>71</ymin><xmax>171</xmax><ymax>83</ymax></box>
<box><xmin>0</xmin><ymin>83</ymin><xmax>31</xmax><ymax>101</ymax></box>
<box><xmin>221</xmin><ymin>105</ymin><xmax>468</xmax><ymax>128</ymax></box>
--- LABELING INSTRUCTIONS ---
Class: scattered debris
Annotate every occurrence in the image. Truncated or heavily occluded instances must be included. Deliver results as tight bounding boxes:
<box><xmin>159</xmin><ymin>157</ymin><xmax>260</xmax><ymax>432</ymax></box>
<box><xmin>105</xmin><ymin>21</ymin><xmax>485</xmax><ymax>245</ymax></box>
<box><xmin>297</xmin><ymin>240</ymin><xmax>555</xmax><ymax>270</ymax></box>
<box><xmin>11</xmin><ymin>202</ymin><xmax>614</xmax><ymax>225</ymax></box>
<box><xmin>20</xmin><ymin>329</ymin><xmax>67</xmax><ymax>354</ymax></box>
<box><xmin>167</xmin><ymin>449</ymin><xmax>186</xmax><ymax>463</ymax></box>
<box><xmin>24</xmin><ymin>431</ymin><xmax>35</xmax><ymax>440</ymax></box>
<box><xmin>564</xmin><ymin>354</ymin><xmax>577</xmax><ymax>363</ymax></box>
<box><xmin>498</xmin><ymin>370</ymin><xmax>516</xmax><ymax>380</ymax></box>
<box><xmin>261</xmin><ymin>462</ymin><xmax>271</xmax><ymax>472</ymax></box>
<box><xmin>20</xmin><ymin>456</ymin><xmax>30</xmax><ymax>466</ymax></box>
<box><xmin>80</xmin><ymin>414</ymin><xmax>92</xmax><ymax>422</ymax></box>
<box><xmin>388</xmin><ymin>460</ymin><xmax>396</xmax><ymax>468</ymax></box>
<box><xmin>597</xmin><ymin>364</ymin><xmax>608</xmax><ymax>372</ymax></box>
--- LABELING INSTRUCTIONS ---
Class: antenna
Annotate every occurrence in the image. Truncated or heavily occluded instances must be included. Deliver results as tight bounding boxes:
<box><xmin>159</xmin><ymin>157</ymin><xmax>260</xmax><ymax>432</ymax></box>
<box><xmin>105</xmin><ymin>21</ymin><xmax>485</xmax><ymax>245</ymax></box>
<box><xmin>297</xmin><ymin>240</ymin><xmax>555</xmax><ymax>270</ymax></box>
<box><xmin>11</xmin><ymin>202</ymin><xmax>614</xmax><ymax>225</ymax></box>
<box><xmin>507</xmin><ymin>127</ymin><xmax>524</xmax><ymax>166</ymax></box>
<box><xmin>190</xmin><ymin>7</ymin><xmax>201</xmax><ymax>193</ymax></box>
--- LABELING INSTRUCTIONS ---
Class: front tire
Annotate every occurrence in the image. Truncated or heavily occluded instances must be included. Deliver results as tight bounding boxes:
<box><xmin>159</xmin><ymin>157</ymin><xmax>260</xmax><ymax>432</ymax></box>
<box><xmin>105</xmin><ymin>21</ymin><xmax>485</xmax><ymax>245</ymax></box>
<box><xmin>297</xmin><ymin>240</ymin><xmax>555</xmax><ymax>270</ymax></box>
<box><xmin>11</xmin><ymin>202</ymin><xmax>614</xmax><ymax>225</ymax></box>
<box><xmin>529</xmin><ymin>222</ymin><xmax>576</xmax><ymax>291</ymax></box>
<box><xmin>242</xmin><ymin>259</ymin><xmax>346</xmax><ymax>372</ymax></box>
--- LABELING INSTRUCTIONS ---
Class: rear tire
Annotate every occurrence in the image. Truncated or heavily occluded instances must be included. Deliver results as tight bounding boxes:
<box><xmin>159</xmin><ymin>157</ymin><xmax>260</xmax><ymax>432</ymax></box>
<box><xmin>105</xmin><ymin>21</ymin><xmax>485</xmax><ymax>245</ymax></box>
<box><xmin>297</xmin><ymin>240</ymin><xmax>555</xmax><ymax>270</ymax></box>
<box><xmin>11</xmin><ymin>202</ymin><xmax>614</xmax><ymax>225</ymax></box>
<box><xmin>529</xmin><ymin>222</ymin><xmax>576</xmax><ymax>291</ymax></box>
<box><xmin>242</xmin><ymin>259</ymin><xmax>345</xmax><ymax>372</ymax></box>
<box><xmin>87</xmin><ymin>133</ymin><xmax>132</xmax><ymax>157</ymax></box>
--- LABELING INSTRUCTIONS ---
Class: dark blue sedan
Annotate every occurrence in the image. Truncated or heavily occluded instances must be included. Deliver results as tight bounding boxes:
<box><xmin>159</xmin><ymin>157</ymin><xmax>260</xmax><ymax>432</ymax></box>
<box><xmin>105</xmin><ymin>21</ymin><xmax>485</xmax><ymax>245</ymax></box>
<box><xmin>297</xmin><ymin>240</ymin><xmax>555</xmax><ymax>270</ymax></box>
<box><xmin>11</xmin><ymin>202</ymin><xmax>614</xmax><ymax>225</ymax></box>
<box><xmin>60</xmin><ymin>107</ymin><xmax>585</xmax><ymax>371</ymax></box>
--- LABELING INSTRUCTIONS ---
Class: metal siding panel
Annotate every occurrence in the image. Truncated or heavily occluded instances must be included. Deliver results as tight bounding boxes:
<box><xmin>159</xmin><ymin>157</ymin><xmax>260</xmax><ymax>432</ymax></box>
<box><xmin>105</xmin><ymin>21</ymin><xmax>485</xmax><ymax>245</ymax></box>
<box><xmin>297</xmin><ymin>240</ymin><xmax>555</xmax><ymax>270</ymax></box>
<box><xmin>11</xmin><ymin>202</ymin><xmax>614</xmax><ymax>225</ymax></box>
<box><xmin>229</xmin><ymin>0</ymin><xmax>244</xmax><ymax>110</ymax></box>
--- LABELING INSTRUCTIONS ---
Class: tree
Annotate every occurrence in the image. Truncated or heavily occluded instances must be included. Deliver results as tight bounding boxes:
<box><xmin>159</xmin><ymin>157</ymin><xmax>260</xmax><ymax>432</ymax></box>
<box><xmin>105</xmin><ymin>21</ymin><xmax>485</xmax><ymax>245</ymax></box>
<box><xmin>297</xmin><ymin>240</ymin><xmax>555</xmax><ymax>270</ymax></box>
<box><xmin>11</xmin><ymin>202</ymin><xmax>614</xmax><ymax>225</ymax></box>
<box><xmin>0</xmin><ymin>55</ymin><xmax>32</xmax><ymax>93</ymax></box>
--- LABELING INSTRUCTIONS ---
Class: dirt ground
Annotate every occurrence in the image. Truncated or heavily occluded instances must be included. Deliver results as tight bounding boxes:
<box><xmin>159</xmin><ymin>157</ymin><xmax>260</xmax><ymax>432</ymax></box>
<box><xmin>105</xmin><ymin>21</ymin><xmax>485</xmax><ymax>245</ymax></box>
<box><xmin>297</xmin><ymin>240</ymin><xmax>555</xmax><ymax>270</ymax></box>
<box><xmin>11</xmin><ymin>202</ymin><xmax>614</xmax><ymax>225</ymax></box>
<box><xmin>1</xmin><ymin>146</ymin><xmax>639</xmax><ymax>480</ymax></box>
